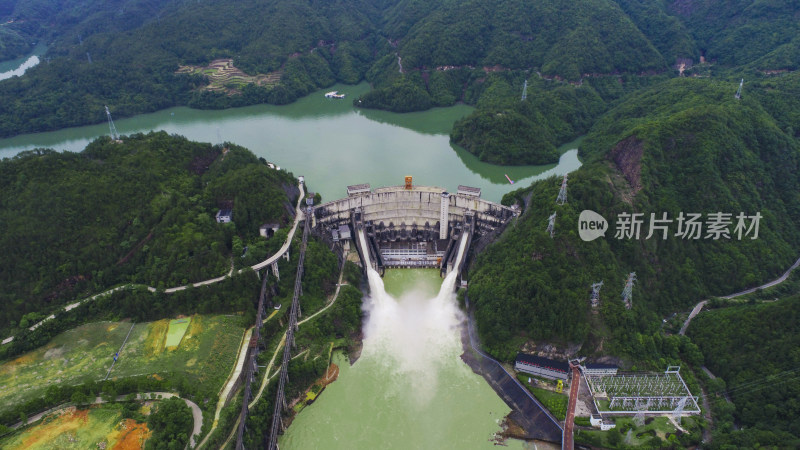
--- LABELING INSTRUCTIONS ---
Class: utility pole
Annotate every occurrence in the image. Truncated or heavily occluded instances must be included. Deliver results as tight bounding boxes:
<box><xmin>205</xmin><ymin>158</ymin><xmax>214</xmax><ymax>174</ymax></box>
<box><xmin>105</xmin><ymin>106</ymin><xmax>119</xmax><ymax>141</ymax></box>
<box><xmin>590</xmin><ymin>281</ymin><xmax>603</xmax><ymax>309</ymax></box>
<box><xmin>622</xmin><ymin>272</ymin><xmax>636</xmax><ymax>309</ymax></box>
<box><xmin>546</xmin><ymin>212</ymin><xmax>556</xmax><ymax>238</ymax></box>
<box><xmin>556</xmin><ymin>174</ymin><xmax>568</xmax><ymax>205</ymax></box>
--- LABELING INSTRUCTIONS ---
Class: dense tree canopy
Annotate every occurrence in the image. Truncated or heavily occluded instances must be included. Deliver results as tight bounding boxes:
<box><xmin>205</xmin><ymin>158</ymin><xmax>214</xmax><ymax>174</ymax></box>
<box><xmin>689</xmin><ymin>296</ymin><xmax>800</xmax><ymax>447</ymax></box>
<box><xmin>147</xmin><ymin>397</ymin><xmax>194</xmax><ymax>450</ymax></box>
<box><xmin>469</xmin><ymin>78</ymin><xmax>800</xmax><ymax>359</ymax></box>
<box><xmin>2</xmin><ymin>0</ymin><xmax>799</xmax><ymax>136</ymax></box>
<box><xmin>0</xmin><ymin>132</ymin><xmax>298</xmax><ymax>334</ymax></box>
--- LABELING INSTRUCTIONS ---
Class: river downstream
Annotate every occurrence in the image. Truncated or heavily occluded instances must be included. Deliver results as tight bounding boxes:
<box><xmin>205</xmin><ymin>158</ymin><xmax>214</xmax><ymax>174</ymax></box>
<box><xmin>1</xmin><ymin>82</ymin><xmax>579</xmax><ymax>447</ymax></box>
<box><xmin>280</xmin><ymin>269</ymin><xmax>528</xmax><ymax>449</ymax></box>
<box><xmin>0</xmin><ymin>82</ymin><xmax>580</xmax><ymax>202</ymax></box>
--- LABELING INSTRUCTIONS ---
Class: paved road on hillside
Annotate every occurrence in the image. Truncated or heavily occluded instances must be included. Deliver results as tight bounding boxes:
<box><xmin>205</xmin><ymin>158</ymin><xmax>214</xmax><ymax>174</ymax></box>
<box><xmin>11</xmin><ymin>392</ymin><xmax>202</xmax><ymax>447</ymax></box>
<box><xmin>1</xmin><ymin>180</ymin><xmax>305</xmax><ymax>346</ymax></box>
<box><xmin>679</xmin><ymin>255</ymin><xmax>800</xmax><ymax>335</ymax></box>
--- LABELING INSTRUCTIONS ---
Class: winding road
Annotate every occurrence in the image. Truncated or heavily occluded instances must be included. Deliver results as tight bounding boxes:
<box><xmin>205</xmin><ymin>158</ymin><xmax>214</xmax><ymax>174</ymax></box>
<box><xmin>679</xmin><ymin>255</ymin><xmax>800</xmax><ymax>335</ymax></box>
<box><xmin>11</xmin><ymin>392</ymin><xmax>203</xmax><ymax>448</ymax></box>
<box><xmin>1</xmin><ymin>180</ymin><xmax>306</xmax><ymax>346</ymax></box>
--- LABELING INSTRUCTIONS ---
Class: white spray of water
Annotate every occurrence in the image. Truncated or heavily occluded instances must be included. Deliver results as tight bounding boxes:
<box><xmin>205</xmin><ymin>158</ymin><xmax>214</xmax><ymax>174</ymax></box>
<box><xmin>358</xmin><ymin>229</ymin><xmax>469</xmax><ymax>402</ymax></box>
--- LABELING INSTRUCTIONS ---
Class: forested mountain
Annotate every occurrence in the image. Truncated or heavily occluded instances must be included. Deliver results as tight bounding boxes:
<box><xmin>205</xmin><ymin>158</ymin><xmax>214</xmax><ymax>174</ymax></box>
<box><xmin>1</xmin><ymin>0</ymin><xmax>798</xmax><ymax>139</ymax></box>
<box><xmin>0</xmin><ymin>132</ymin><xmax>298</xmax><ymax>335</ymax></box>
<box><xmin>666</xmin><ymin>0</ymin><xmax>800</xmax><ymax>69</ymax></box>
<box><xmin>450</xmin><ymin>74</ymin><xmax>608</xmax><ymax>165</ymax></box>
<box><xmin>467</xmin><ymin>77</ymin><xmax>800</xmax><ymax>360</ymax></box>
<box><xmin>0</xmin><ymin>0</ymin><xmax>182</xmax><ymax>61</ymax></box>
<box><xmin>689</xmin><ymin>296</ymin><xmax>800</xmax><ymax>447</ymax></box>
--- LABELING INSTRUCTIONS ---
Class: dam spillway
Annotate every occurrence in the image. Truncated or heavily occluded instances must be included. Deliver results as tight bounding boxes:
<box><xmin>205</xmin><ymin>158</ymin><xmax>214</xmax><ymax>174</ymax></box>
<box><xmin>312</xmin><ymin>182</ymin><xmax>518</xmax><ymax>274</ymax></box>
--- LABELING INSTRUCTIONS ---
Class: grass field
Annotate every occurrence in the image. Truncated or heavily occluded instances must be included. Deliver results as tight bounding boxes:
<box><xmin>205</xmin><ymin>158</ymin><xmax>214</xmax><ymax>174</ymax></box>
<box><xmin>516</xmin><ymin>373</ymin><xmax>568</xmax><ymax>420</ymax></box>
<box><xmin>111</xmin><ymin>315</ymin><xmax>244</xmax><ymax>392</ymax></box>
<box><xmin>0</xmin><ymin>315</ymin><xmax>245</xmax><ymax>416</ymax></box>
<box><xmin>0</xmin><ymin>322</ymin><xmax>130</xmax><ymax>414</ymax></box>
<box><xmin>0</xmin><ymin>404</ymin><xmax>150</xmax><ymax>449</ymax></box>
<box><xmin>164</xmin><ymin>318</ymin><xmax>191</xmax><ymax>348</ymax></box>
<box><xmin>575</xmin><ymin>416</ymin><xmax>689</xmax><ymax>447</ymax></box>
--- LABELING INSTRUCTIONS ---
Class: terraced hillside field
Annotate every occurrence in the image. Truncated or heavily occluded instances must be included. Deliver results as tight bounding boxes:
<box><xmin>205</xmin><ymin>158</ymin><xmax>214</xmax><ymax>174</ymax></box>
<box><xmin>177</xmin><ymin>59</ymin><xmax>282</xmax><ymax>95</ymax></box>
<box><xmin>0</xmin><ymin>315</ymin><xmax>245</xmax><ymax>416</ymax></box>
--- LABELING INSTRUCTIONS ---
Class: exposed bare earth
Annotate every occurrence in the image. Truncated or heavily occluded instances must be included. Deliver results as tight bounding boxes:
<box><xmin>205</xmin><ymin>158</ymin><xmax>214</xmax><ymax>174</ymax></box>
<box><xmin>176</xmin><ymin>59</ymin><xmax>281</xmax><ymax>95</ymax></box>
<box><xmin>609</xmin><ymin>135</ymin><xmax>644</xmax><ymax>197</ymax></box>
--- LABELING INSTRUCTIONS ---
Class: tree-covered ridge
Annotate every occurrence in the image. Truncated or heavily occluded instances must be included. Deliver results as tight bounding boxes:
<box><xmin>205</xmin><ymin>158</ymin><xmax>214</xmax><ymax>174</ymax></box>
<box><xmin>451</xmin><ymin>75</ymin><xmax>607</xmax><ymax>165</ymax></box>
<box><xmin>0</xmin><ymin>0</ymin><xmax>385</xmax><ymax>137</ymax></box>
<box><xmin>689</xmin><ymin>296</ymin><xmax>800</xmax><ymax>447</ymax></box>
<box><xmin>468</xmin><ymin>78</ymin><xmax>800</xmax><ymax>360</ymax></box>
<box><xmin>666</xmin><ymin>0</ymin><xmax>800</xmax><ymax>70</ymax></box>
<box><xmin>2</xmin><ymin>0</ymin><xmax>799</xmax><ymax>137</ymax></box>
<box><xmin>0</xmin><ymin>132</ymin><xmax>298</xmax><ymax>334</ymax></box>
<box><xmin>0</xmin><ymin>0</ymin><xmax>183</xmax><ymax>61</ymax></box>
<box><xmin>393</xmin><ymin>0</ymin><xmax>667</xmax><ymax>78</ymax></box>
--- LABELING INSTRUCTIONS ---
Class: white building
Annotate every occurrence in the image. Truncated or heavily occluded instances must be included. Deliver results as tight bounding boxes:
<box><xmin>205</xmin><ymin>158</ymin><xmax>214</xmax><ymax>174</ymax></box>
<box><xmin>216</xmin><ymin>209</ymin><xmax>233</xmax><ymax>223</ymax></box>
<box><xmin>514</xmin><ymin>353</ymin><xmax>569</xmax><ymax>381</ymax></box>
<box><xmin>590</xmin><ymin>414</ymin><xmax>616</xmax><ymax>430</ymax></box>
<box><xmin>583</xmin><ymin>363</ymin><xmax>619</xmax><ymax>377</ymax></box>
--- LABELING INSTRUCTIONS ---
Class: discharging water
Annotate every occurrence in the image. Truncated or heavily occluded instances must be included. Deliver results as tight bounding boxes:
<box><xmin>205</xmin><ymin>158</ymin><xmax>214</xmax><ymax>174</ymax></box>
<box><xmin>279</xmin><ymin>266</ymin><xmax>526</xmax><ymax>449</ymax></box>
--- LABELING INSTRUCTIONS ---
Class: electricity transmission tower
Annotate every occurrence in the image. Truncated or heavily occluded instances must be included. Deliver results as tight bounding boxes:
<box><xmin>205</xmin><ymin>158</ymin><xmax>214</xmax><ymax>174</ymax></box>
<box><xmin>556</xmin><ymin>174</ymin><xmax>568</xmax><ymax>205</ymax></box>
<box><xmin>634</xmin><ymin>399</ymin><xmax>650</xmax><ymax>427</ymax></box>
<box><xmin>673</xmin><ymin>396</ymin><xmax>688</xmax><ymax>424</ymax></box>
<box><xmin>590</xmin><ymin>281</ymin><xmax>603</xmax><ymax>309</ymax></box>
<box><xmin>622</xmin><ymin>272</ymin><xmax>636</xmax><ymax>309</ymax></box>
<box><xmin>546</xmin><ymin>212</ymin><xmax>556</xmax><ymax>238</ymax></box>
<box><xmin>105</xmin><ymin>106</ymin><xmax>119</xmax><ymax>141</ymax></box>
<box><xmin>735</xmin><ymin>78</ymin><xmax>743</xmax><ymax>100</ymax></box>
<box><xmin>521</xmin><ymin>79</ymin><xmax>528</xmax><ymax>101</ymax></box>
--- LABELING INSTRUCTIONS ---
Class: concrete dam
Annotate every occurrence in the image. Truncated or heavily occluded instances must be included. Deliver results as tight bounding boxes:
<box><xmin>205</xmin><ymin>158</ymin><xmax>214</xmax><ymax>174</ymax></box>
<box><xmin>312</xmin><ymin>181</ymin><xmax>518</xmax><ymax>276</ymax></box>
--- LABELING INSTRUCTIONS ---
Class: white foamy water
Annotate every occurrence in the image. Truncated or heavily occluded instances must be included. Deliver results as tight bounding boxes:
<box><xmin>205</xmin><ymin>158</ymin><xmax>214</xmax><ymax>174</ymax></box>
<box><xmin>359</xmin><ymin>229</ymin><xmax>469</xmax><ymax>401</ymax></box>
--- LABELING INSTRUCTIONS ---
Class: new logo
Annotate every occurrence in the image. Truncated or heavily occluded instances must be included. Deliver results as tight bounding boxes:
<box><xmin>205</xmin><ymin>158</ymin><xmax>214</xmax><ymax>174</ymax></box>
<box><xmin>578</xmin><ymin>210</ymin><xmax>608</xmax><ymax>241</ymax></box>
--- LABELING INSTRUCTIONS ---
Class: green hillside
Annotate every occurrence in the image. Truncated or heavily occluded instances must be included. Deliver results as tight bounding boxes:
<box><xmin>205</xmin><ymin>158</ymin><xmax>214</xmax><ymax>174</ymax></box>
<box><xmin>667</xmin><ymin>0</ymin><xmax>800</xmax><ymax>69</ymax></box>
<box><xmin>3</xmin><ymin>0</ymin><xmax>798</xmax><ymax>138</ymax></box>
<box><xmin>451</xmin><ymin>75</ymin><xmax>607</xmax><ymax>165</ymax></box>
<box><xmin>689</xmin><ymin>296</ymin><xmax>800</xmax><ymax>447</ymax></box>
<box><xmin>468</xmin><ymin>78</ymin><xmax>800</xmax><ymax>360</ymax></box>
<box><xmin>393</xmin><ymin>0</ymin><xmax>667</xmax><ymax>78</ymax></box>
<box><xmin>0</xmin><ymin>132</ymin><xmax>298</xmax><ymax>335</ymax></box>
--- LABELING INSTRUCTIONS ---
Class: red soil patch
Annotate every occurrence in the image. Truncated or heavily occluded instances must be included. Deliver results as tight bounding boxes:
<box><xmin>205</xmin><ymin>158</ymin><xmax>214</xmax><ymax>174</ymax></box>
<box><xmin>609</xmin><ymin>135</ymin><xmax>644</xmax><ymax>196</ymax></box>
<box><xmin>73</xmin><ymin>407</ymin><xmax>90</xmax><ymax>423</ymax></box>
<box><xmin>322</xmin><ymin>363</ymin><xmax>339</xmax><ymax>386</ymax></box>
<box><xmin>112</xmin><ymin>419</ymin><xmax>151</xmax><ymax>450</ymax></box>
<box><xmin>19</xmin><ymin>408</ymin><xmax>87</xmax><ymax>448</ymax></box>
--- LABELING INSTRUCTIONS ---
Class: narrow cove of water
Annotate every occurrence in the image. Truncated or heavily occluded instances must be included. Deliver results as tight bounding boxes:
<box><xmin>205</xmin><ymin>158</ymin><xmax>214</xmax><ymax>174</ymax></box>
<box><xmin>0</xmin><ymin>43</ymin><xmax>47</xmax><ymax>81</ymax></box>
<box><xmin>279</xmin><ymin>269</ymin><xmax>527</xmax><ymax>450</ymax></box>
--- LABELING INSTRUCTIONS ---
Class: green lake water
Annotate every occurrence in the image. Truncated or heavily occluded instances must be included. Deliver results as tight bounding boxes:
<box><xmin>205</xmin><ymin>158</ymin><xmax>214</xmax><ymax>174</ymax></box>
<box><xmin>0</xmin><ymin>43</ymin><xmax>47</xmax><ymax>80</ymax></box>
<box><xmin>280</xmin><ymin>269</ymin><xmax>527</xmax><ymax>449</ymax></box>
<box><xmin>0</xmin><ymin>83</ymin><xmax>578</xmax><ymax>446</ymax></box>
<box><xmin>0</xmin><ymin>82</ymin><xmax>581</xmax><ymax>202</ymax></box>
